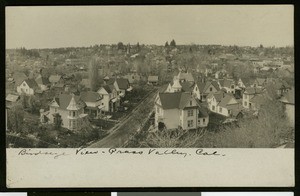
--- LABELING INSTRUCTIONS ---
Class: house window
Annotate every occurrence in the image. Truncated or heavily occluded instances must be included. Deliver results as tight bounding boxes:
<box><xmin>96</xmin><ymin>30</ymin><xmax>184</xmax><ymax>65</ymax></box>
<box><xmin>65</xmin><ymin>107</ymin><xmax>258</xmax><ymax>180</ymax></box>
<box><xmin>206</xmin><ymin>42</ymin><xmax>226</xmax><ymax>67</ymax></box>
<box><xmin>23</xmin><ymin>83</ymin><xmax>26</xmax><ymax>86</ymax></box>
<box><xmin>190</xmin><ymin>101</ymin><xmax>192</xmax><ymax>106</ymax></box>
<box><xmin>219</xmin><ymin>107</ymin><xmax>222</xmax><ymax>113</ymax></box>
<box><xmin>195</xmin><ymin>87</ymin><xmax>198</xmax><ymax>91</ymax></box>
<box><xmin>244</xmin><ymin>101</ymin><xmax>247</xmax><ymax>106</ymax></box>
<box><xmin>231</xmin><ymin>85</ymin><xmax>234</xmax><ymax>89</ymax></box>
<box><xmin>54</xmin><ymin>108</ymin><xmax>57</xmax><ymax>113</ymax></box>
<box><xmin>212</xmin><ymin>105</ymin><xmax>215</xmax><ymax>111</ymax></box>
<box><xmin>210</xmin><ymin>87</ymin><xmax>213</xmax><ymax>91</ymax></box>
<box><xmin>203</xmin><ymin>118</ymin><xmax>206</xmax><ymax>123</ymax></box>
<box><xmin>188</xmin><ymin>110</ymin><xmax>193</xmax><ymax>117</ymax></box>
<box><xmin>73</xmin><ymin>111</ymin><xmax>76</xmax><ymax>117</ymax></box>
<box><xmin>102</xmin><ymin>103</ymin><xmax>104</xmax><ymax>105</ymax></box>
<box><xmin>228</xmin><ymin>110</ymin><xmax>232</xmax><ymax>114</ymax></box>
<box><xmin>157</xmin><ymin>107</ymin><xmax>160</xmax><ymax>114</ymax></box>
<box><xmin>188</xmin><ymin>120</ymin><xmax>193</xmax><ymax>128</ymax></box>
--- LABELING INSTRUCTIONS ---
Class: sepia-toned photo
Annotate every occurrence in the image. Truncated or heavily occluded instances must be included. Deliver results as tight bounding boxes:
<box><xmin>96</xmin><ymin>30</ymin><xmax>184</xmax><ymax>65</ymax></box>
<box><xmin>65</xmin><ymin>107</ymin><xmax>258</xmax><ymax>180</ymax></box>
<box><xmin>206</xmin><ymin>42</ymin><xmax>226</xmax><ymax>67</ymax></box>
<box><xmin>5</xmin><ymin>5</ymin><xmax>295</xmax><ymax>188</ymax></box>
<box><xmin>5</xmin><ymin>5</ymin><xmax>294</xmax><ymax>149</ymax></box>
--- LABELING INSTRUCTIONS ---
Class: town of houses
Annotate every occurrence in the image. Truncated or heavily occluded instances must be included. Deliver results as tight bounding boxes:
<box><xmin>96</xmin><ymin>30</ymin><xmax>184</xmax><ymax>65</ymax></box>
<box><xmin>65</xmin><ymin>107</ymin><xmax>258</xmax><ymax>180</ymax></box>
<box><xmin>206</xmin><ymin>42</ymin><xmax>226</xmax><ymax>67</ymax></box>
<box><xmin>5</xmin><ymin>43</ymin><xmax>295</xmax><ymax>148</ymax></box>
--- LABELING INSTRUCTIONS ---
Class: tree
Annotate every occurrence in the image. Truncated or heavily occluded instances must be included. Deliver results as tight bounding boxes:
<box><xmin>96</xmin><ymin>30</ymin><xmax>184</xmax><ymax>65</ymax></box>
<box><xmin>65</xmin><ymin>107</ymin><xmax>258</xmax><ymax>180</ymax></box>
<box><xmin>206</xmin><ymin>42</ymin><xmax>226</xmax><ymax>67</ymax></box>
<box><xmin>53</xmin><ymin>113</ymin><xmax>62</xmax><ymax>129</ymax></box>
<box><xmin>140</xmin><ymin>128</ymin><xmax>205</xmax><ymax>148</ymax></box>
<box><xmin>136</xmin><ymin>42</ymin><xmax>140</xmax><ymax>52</ymax></box>
<box><xmin>27</xmin><ymin>95</ymin><xmax>41</xmax><ymax>114</ymax></box>
<box><xmin>170</xmin><ymin>39</ymin><xmax>176</xmax><ymax>47</ymax></box>
<box><xmin>117</xmin><ymin>42</ymin><xmax>124</xmax><ymax>50</ymax></box>
<box><xmin>7</xmin><ymin>104</ymin><xmax>24</xmax><ymax>134</ymax></box>
<box><xmin>88</xmin><ymin>57</ymin><xmax>100</xmax><ymax>91</ymax></box>
<box><xmin>165</xmin><ymin>41</ymin><xmax>169</xmax><ymax>47</ymax></box>
<box><xmin>199</xmin><ymin>96</ymin><xmax>291</xmax><ymax>148</ymax></box>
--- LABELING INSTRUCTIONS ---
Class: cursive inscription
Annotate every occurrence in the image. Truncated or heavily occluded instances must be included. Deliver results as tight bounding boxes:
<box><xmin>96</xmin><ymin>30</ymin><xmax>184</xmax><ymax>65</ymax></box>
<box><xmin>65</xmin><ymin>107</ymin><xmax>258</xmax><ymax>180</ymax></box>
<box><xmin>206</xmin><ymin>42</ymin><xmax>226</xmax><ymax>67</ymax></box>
<box><xmin>108</xmin><ymin>148</ymin><xmax>143</xmax><ymax>155</ymax></box>
<box><xmin>18</xmin><ymin>149</ymin><xmax>68</xmax><ymax>159</ymax></box>
<box><xmin>195</xmin><ymin>149</ymin><xmax>225</xmax><ymax>156</ymax></box>
<box><xmin>148</xmin><ymin>148</ymin><xmax>189</xmax><ymax>157</ymax></box>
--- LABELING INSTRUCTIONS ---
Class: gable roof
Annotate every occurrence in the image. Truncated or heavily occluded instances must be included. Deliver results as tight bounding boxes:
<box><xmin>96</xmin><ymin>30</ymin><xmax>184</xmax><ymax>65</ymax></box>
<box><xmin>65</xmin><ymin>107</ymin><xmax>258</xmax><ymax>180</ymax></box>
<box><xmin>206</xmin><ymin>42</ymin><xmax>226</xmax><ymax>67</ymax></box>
<box><xmin>13</xmin><ymin>72</ymin><xmax>28</xmax><ymax>85</ymax></box>
<box><xmin>6</xmin><ymin>94</ymin><xmax>20</xmax><ymax>102</ymax></box>
<box><xmin>218</xmin><ymin>94</ymin><xmax>237</xmax><ymax>107</ymax></box>
<box><xmin>177</xmin><ymin>72</ymin><xmax>194</xmax><ymax>82</ymax></box>
<box><xmin>158</xmin><ymin>92</ymin><xmax>194</xmax><ymax>110</ymax></box>
<box><xmin>35</xmin><ymin>75</ymin><xmax>50</xmax><ymax>85</ymax></box>
<box><xmin>23</xmin><ymin>79</ymin><xmax>39</xmax><ymax>89</ymax></box>
<box><xmin>53</xmin><ymin>94</ymin><xmax>86</xmax><ymax>110</ymax></box>
<box><xmin>115</xmin><ymin>78</ymin><xmax>130</xmax><ymax>90</ymax></box>
<box><xmin>80</xmin><ymin>91</ymin><xmax>103</xmax><ymax>102</ymax></box>
<box><xmin>219</xmin><ymin>79</ymin><xmax>234</xmax><ymax>88</ymax></box>
<box><xmin>239</xmin><ymin>77</ymin><xmax>254</xmax><ymax>87</ymax></box>
<box><xmin>195</xmin><ymin>81</ymin><xmax>206</xmax><ymax>92</ymax></box>
<box><xmin>201</xmin><ymin>80</ymin><xmax>220</xmax><ymax>92</ymax></box>
<box><xmin>180</xmin><ymin>81</ymin><xmax>194</xmax><ymax>92</ymax></box>
<box><xmin>100</xmin><ymin>85</ymin><xmax>115</xmax><ymax>94</ymax></box>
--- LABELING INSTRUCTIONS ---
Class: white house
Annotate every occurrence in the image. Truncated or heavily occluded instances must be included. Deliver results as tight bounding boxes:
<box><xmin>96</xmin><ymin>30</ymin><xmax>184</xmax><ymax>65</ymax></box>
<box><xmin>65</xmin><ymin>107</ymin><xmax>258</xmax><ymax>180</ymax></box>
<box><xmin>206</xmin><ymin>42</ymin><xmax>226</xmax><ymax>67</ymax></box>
<box><xmin>80</xmin><ymin>91</ymin><xmax>103</xmax><ymax>118</ymax></box>
<box><xmin>17</xmin><ymin>79</ymin><xmax>39</xmax><ymax>95</ymax></box>
<box><xmin>97</xmin><ymin>85</ymin><xmax>120</xmax><ymax>112</ymax></box>
<box><xmin>207</xmin><ymin>92</ymin><xmax>241</xmax><ymax>117</ymax></box>
<box><xmin>193</xmin><ymin>80</ymin><xmax>220</xmax><ymax>102</ymax></box>
<box><xmin>41</xmin><ymin>94</ymin><xmax>88</xmax><ymax>131</ymax></box>
<box><xmin>106</xmin><ymin>78</ymin><xmax>131</xmax><ymax>97</ymax></box>
<box><xmin>154</xmin><ymin>91</ymin><xmax>209</xmax><ymax>130</ymax></box>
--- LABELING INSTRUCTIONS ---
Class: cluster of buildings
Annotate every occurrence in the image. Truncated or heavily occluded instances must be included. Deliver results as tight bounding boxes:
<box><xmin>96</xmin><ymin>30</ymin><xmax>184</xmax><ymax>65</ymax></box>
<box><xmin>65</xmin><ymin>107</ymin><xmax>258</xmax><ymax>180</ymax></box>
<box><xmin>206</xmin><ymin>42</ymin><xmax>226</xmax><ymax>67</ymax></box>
<box><xmin>7</xmin><ymin>70</ymin><xmax>133</xmax><ymax>131</ymax></box>
<box><xmin>154</xmin><ymin>70</ymin><xmax>294</xmax><ymax>131</ymax></box>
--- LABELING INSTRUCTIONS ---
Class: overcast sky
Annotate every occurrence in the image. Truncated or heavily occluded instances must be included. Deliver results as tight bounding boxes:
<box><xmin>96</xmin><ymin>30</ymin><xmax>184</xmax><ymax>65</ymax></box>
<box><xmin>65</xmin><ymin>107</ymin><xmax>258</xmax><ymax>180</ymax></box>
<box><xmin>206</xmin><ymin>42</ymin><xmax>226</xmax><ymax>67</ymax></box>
<box><xmin>6</xmin><ymin>5</ymin><xmax>294</xmax><ymax>49</ymax></box>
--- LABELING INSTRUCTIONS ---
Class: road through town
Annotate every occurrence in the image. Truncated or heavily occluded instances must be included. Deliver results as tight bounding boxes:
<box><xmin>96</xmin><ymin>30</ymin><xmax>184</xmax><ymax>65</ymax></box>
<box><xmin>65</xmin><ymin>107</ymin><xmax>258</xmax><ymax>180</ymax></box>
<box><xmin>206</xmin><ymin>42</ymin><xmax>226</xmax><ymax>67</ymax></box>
<box><xmin>88</xmin><ymin>87</ymin><xmax>160</xmax><ymax>148</ymax></box>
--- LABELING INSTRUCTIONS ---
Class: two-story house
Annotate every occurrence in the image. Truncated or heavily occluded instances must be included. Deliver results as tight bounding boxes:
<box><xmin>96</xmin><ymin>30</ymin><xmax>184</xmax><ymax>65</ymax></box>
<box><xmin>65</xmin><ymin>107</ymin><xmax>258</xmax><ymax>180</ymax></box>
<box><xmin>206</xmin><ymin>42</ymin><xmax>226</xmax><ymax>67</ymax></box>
<box><xmin>193</xmin><ymin>80</ymin><xmax>220</xmax><ymax>102</ymax></box>
<box><xmin>97</xmin><ymin>85</ymin><xmax>120</xmax><ymax>112</ymax></box>
<box><xmin>17</xmin><ymin>79</ymin><xmax>39</xmax><ymax>95</ymax></box>
<box><xmin>154</xmin><ymin>91</ymin><xmax>209</xmax><ymax>130</ymax></box>
<box><xmin>242</xmin><ymin>87</ymin><xmax>264</xmax><ymax>110</ymax></box>
<box><xmin>106</xmin><ymin>78</ymin><xmax>131</xmax><ymax>97</ymax></box>
<box><xmin>80</xmin><ymin>91</ymin><xmax>103</xmax><ymax>118</ymax></box>
<box><xmin>207</xmin><ymin>92</ymin><xmax>241</xmax><ymax>117</ymax></box>
<box><xmin>41</xmin><ymin>94</ymin><xmax>88</xmax><ymax>131</ymax></box>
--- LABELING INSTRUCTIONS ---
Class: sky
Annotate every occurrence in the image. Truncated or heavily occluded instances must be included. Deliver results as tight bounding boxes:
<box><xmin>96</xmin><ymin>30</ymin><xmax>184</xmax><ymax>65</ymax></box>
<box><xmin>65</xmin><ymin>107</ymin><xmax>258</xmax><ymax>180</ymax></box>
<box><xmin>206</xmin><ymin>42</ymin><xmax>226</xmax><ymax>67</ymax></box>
<box><xmin>6</xmin><ymin>5</ymin><xmax>294</xmax><ymax>49</ymax></box>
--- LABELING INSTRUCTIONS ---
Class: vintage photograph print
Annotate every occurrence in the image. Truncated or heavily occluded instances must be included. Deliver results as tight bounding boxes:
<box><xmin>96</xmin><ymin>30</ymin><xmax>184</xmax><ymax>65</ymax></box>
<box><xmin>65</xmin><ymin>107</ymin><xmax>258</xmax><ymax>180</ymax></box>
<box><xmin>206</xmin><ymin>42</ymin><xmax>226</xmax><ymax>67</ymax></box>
<box><xmin>5</xmin><ymin>5</ymin><xmax>294</xmax><ymax>188</ymax></box>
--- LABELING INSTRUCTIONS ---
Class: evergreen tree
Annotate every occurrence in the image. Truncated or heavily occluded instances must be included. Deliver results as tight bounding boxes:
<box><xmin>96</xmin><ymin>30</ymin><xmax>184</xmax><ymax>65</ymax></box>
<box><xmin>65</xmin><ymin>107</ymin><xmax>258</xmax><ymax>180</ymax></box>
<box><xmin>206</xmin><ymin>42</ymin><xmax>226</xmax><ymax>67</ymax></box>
<box><xmin>170</xmin><ymin>39</ymin><xmax>176</xmax><ymax>47</ymax></box>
